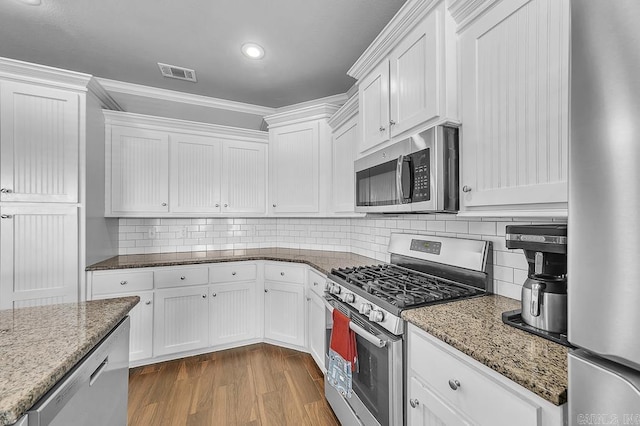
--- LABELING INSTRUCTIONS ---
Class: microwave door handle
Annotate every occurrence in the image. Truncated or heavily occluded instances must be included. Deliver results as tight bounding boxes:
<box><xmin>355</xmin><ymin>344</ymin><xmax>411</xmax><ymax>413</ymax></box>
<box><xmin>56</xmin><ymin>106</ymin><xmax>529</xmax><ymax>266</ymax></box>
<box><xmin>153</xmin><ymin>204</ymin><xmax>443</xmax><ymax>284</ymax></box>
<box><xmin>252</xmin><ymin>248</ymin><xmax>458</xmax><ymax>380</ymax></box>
<box><xmin>396</xmin><ymin>155</ymin><xmax>405</xmax><ymax>203</ymax></box>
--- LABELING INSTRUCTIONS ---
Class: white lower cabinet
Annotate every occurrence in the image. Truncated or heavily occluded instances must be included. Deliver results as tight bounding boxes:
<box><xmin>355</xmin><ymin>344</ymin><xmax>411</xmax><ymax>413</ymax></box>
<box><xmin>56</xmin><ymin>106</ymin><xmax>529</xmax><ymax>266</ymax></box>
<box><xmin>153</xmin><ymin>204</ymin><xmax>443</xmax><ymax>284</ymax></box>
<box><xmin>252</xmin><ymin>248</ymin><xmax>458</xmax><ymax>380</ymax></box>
<box><xmin>264</xmin><ymin>280</ymin><xmax>305</xmax><ymax>348</ymax></box>
<box><xmin>153</xmin><ymin>285</ymin><xmax>210</xmax><ymax>356</ymax></box>
<box><xmin>209</xmin><ymin>281</ymin><xmax>259</xmax><ymax>346</ymax></box>
<box><xmin>307</xmin><ymin>290</ymin><xmax>326</xmax><ymax>372</ymax></box>
<box><xmin>407</xmin><ymin>324</ymin><xmax>565</xmax><ymax>426</ymax></box>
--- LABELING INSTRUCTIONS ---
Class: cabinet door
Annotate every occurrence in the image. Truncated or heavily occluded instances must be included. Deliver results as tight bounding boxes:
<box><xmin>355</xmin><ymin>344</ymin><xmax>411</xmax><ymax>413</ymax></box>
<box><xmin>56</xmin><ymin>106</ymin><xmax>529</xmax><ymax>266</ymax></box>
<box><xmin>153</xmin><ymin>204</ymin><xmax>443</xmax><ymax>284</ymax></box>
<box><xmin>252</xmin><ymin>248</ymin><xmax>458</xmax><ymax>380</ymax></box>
<box><xmin>389</xmin><ymin>9</ymin><xmax>439</xmax><ymax>137</ymax></box>
<box><xmin>94</xmin><ymin>291</ymin><xmax>154</xmax><ymax>363</ymax></box>
<box><xmin>358</xmin><ymin>60</ymin><xmax>390</xmax><ymax>153</ymax></box>
<box><xmin>331</xmin><ymin>117</ymin><xmax>357</xmax><ymax>213</ymax></box>
<box><xmin>154</xmin><ymin>286</ymin><xmax>209</xmax><ymax>356</ymax></box>
<box><xmin>0</xmin><ymin>81</ymin><xmax>79</xmax><ymax>203</ymax></box>
<box><xmin>0</xmin><ymin>204</ymin><xmax>78</xmax><ymax>309</ymax></box>
<box><xmin>307</xmin><ymin>290</ymin><xmax>326</xmax><ymax>372</ymax></box>
<box><xmin>408</xmin><ymin>376</ymin><xmax>471</xmax><ymax>426</ymax></box>
<box><xmin>169</xmin><ymin>134</ymin><xmax>222</xmax><ymax>213</ymax></box>
<box><xmin>221</xmin><ymin>140</ymin><xmax>266</xmax><ymax>214</ymax></box>
<box><xmin>270</xmin><ymin>122</ymin><xmax>319</xmax><ymax>213</ymax></box>
<box><xmin>264</xmin><ymin>281</ymin><xmax>305</xmax><ymax>347</ymax></box>
<box><xmin>110</xmin><ymin>126</ymin><xmax>169</xmax><ymax>213</ymax></box>
<box><xmin>460</xmin><ymin>0</ymin><xmax>569</xmax><ymax>209</ymax></box>
<box><xmin>210</xmin><ymin>281</ymin><xmax>258</xmax><ymax>346</ymax></box>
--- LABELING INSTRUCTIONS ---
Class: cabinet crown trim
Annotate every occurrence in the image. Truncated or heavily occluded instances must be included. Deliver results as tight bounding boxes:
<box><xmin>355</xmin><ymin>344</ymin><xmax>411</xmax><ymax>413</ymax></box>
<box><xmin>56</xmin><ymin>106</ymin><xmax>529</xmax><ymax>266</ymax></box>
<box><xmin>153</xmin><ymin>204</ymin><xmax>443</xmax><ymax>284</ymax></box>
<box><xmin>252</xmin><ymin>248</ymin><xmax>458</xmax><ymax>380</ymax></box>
<box><xmin>446</xmin><ymin>0</ymin><xmax>503</xmax><ymax>32</ymax></box>
<box><xmin>264</xmin><ymin>103</ymin><xmax>341</xmax><ymax>128</ymax></box>
<box><xmin>328</xmin><ymin>94</ymin><xmax>358</xmax><ymax>130</ymax></box>
<box><xmin>87</xmin><ymin>79</ymin><xmax>124</xmax><ymax>111</ymax></box>
<box><xmin>0</xmin><ymin>56</ymin><xmax>92</xmax><ymax>90</ymax></box>
<box><xmin>347</xmin><ymin>0</ymin><xmax>441</xmax><ymax>80</ymax></box>
<box><xmin>103</xmin><ymin>110</ymin><xmax>269</xmax><ymax>142</ymax></box>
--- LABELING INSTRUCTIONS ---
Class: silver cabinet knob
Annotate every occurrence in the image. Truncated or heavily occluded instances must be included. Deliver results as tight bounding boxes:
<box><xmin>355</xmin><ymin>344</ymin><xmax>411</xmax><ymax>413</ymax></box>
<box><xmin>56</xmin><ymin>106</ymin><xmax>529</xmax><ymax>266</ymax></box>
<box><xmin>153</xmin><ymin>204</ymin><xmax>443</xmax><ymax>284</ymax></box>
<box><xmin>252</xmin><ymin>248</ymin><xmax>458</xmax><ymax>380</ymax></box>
<box><xmin>462</xmin><ymin>185</ymin><xmax>472</xmax><ymax>193</ymax></box>
<box><xmin>409</xmin><ymin>398</ymin><xmax>420</xmax><ymax>408</ymax></box>
<box><xmin>272</xmin><ymin>204</ymin><xmax>277</xmax><ymax>207</ymax></box>
<box><xmin>306</xmin><ymin>297</ymin><xmax>311</xmax><ymax>302</ymax></box>
<box><xmin>180</xmin><ymin>276</ymin><xmax>186</xmax><ymax>280</ymax></box>
<box><xmin>202</xmin><ymin>294</ymin><xmax>207</xmax><ymax>298</ymax></box>
<box><xmin>379</xmin><ymin>126</ymin><xmax>386</xmax><ymax>132</ymax></box>
<box><xmin>161</xmin><ymin>202</ymin><xmax>167</xmax><ymax>206</ymax></box>
<box><xmin>120</xmin><ymin>281</ymin><xmax>128</xmax><ymax>286</ymax></box>
<box><xmin>145</xmin><ymin>300</ymin><xmax>152</xmax><ymax>305</ymax></box>
<box><xmin>264</xmin><ymin>289</ymin><xmax>269</xmax><ymax>293</ymax></box>
<box><xmin>215</xmin><ymin>203</ymin><xmax>220</xmax><ymax>207</ymax></box>
<box><xmin>0</xmin><ymin>188</ymin><xmax>12</xmax><ymax>193</ymax></box>
<box><xmin>0</xmin><ymin>214</ymin><xmax>13</xmax><ymax>219</ymax></box>
<box><xmin>280</xmin><ymin>272</ymin><xmax>285</xmax><ymax>276</ymax></box>
<box><xmin>232</xmin><ymin>272</ymin><xmax>237</xmax><ymax>276</ymax></box>
<box><xmin>313</xmin><ymin>282</ymin><xmax>318</xmax><ymax>286</ymax></box>
<box><xmin>389</xmin><ymin>119</ymin><xmax>396</xmax><ymax>126</ymax></box>
<box><xmin>212</xmin><ymin>293</ymin><xmax>217</xmax><ymax>297</ymax></box>
<box><xmin>448</xmin><ymin>379</ymin><xmax>461</xmax><ymax>391</ymax></box>
<box><xmin>224</xmin><ymin>203</ymin><xmax>228</xmax><ymax>207</ymax></box>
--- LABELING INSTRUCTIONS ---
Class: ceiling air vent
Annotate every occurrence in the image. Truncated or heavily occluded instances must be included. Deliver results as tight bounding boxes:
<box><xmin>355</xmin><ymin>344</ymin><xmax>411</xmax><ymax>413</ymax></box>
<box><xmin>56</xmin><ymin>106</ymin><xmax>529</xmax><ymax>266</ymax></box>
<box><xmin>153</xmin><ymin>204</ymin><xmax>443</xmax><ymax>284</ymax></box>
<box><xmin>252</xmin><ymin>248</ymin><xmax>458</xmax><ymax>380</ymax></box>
<box><xmin>157</xmin><ymin>63</ymin><xmax>197</xmax><ymax>82</ymax></box>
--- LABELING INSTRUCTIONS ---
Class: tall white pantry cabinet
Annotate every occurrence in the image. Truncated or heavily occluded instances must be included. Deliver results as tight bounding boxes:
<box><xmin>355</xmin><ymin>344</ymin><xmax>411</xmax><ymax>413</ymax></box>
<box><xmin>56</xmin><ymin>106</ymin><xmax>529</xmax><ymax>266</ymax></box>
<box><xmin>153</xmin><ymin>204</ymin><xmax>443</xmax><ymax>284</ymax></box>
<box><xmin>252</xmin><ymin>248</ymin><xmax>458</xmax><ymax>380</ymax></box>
<box><xmin>0</xmin><ymin>57</ymin><xmax>118</xmax><ymax>309</ymax></box>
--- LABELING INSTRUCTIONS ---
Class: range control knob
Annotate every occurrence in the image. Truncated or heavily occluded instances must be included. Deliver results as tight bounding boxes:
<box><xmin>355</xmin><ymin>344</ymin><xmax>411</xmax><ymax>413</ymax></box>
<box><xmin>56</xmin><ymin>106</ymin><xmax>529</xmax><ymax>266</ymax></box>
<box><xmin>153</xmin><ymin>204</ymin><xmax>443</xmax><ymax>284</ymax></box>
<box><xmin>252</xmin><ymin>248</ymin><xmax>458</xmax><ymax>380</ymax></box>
<box><xmin>343</xmin><ymin>293</ymin><xmax>356</xmax><ymax>303</ymax></box>
<box><xmin>369</xmin><ymin>310</ymin><xmax>384</xmax><ymax>323</ymax></box>
<box><xmin>329</xmin><ymin>284</ymin><xmax>342</xmax><ymax>295</ymax></box>
<box><xmin>359</xmin><ymin>303</ymin><xmax>372</xmax><ymax>315</ymax></box>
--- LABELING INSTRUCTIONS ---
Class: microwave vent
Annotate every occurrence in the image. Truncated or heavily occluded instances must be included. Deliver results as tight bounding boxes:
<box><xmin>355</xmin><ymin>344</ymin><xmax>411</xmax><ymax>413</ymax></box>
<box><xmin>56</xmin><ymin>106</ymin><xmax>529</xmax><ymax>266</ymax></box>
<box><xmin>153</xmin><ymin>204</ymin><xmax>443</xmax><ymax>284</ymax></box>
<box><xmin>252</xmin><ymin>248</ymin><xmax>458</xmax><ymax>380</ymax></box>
<box><xmin>157</xmin><ymin>63</ymin><xmax>197</xmax><ymax>82</ymax></box>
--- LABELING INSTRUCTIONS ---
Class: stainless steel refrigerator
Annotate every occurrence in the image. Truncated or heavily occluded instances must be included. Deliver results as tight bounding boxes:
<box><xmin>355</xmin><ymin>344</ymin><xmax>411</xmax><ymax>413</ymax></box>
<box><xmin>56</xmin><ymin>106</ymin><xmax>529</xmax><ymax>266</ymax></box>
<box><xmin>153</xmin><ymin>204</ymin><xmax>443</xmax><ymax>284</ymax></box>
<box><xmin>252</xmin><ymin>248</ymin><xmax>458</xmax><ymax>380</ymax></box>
<box><xmin>569</xmin><ymin>0</ymin><xmax>640</xmax><ymax>422</ymax></box>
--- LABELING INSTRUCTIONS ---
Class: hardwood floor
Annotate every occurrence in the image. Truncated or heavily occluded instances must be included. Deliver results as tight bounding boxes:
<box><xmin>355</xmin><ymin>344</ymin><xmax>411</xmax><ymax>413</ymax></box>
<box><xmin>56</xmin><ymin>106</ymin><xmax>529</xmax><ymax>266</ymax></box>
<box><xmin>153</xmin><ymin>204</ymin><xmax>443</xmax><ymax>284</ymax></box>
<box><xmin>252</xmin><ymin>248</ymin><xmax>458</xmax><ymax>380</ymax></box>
<box><xmin>127</xmin><ymin>343</ymin><xmax>340</xmax><ymax>426</ymax></box>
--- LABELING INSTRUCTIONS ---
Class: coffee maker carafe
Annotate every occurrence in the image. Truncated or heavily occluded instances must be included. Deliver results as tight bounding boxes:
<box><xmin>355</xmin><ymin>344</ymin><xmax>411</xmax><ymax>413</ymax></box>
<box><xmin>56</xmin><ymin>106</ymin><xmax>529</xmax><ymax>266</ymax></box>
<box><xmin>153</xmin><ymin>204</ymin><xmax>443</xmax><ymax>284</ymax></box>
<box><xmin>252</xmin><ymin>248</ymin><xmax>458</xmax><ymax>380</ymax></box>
<box><xmin>506</xmin><ymin>224</ymin><xmax>568</xmax><ymax>334</ymax></box>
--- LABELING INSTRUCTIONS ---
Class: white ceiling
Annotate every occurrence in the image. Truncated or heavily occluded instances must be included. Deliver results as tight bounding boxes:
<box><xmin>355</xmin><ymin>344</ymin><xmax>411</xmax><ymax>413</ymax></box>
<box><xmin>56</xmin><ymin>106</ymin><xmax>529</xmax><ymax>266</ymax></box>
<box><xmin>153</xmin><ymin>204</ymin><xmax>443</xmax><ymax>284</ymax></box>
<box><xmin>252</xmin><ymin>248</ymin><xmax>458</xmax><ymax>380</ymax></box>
<box><xmin>0</xmin><ymin>0</ymin><xmax>406</xmax><ymax>123</ymax></box>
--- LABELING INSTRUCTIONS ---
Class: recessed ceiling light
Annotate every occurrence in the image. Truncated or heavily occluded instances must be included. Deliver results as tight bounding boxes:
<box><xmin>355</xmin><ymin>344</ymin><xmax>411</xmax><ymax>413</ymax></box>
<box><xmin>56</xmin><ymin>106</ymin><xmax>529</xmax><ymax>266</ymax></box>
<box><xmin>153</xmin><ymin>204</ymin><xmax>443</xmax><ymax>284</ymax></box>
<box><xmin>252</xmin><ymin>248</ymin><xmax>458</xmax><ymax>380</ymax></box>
<box><xmin>241</xmin><ymin>43</ymin><xmax>265</xmax><ymax>60</ymax></box>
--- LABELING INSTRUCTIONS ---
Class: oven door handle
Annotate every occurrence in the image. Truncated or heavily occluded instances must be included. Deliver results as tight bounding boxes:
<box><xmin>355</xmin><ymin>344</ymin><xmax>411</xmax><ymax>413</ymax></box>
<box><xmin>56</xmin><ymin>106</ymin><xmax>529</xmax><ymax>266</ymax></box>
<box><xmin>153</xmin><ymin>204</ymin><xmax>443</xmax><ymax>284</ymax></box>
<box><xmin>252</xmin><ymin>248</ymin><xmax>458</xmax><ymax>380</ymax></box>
<box><xmin>323</xmin><ymin>297</ymin><xmax>387</xmax><ymax>349</ymax></box>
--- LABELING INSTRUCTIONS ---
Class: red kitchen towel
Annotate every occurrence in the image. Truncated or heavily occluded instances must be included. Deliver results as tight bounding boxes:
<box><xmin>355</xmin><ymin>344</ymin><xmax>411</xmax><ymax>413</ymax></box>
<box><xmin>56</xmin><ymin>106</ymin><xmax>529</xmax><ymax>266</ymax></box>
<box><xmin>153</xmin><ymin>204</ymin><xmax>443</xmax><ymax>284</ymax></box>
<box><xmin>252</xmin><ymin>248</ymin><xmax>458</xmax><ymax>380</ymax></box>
<box><xmin>330</xmin><ymin>309</ymin><xmax>358</xmax><ymax>371</ymax></box>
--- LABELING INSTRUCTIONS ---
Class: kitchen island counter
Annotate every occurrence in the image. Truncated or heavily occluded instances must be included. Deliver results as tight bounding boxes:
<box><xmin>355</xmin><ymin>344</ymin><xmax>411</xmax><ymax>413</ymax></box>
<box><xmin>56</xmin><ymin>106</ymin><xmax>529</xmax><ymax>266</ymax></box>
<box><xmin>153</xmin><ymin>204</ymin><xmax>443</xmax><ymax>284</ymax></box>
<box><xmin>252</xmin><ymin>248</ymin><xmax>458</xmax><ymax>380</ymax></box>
<box><xmin>86</xmin><ymin>248</ymin><xmax>379</xmax><ymax>275</ymax></box>
<box><xmin>0</xmin><ymin>297</ymin><xmax>139</xmax><ymax>425</ymax></box>
<box><xmin>402</xmin><ymin>295</ymin><xmax>568</xmax><ymax>406</ymax></box>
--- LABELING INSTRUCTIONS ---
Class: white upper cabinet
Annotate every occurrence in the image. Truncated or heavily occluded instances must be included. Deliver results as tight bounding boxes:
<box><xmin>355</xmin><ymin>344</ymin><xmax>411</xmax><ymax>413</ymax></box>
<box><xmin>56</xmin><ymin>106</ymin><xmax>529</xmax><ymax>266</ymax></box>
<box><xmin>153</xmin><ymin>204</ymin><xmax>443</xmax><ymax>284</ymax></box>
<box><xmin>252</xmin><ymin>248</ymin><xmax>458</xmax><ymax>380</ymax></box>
<box><xmin>104</xmin><ymin>111</ymin><xmax>268</xmax><ymax>217</ymax></box>
<box><xmin>221</xmin><ymin>140</ymin><xmax>266</xmax><ymax>214</ymax></box>
<box><xmin>170</xmin><ymin>134</ymin><xmax>222</xmax><ymax>214</ymax></box>
<box><xmin>110</xmin><ymin>126</ymin><xmax>169</xmax><ymax>214</ymax></box>
<box><xmin>349</xmin><ymin>0</ymin><xmax>458</xmax><ymax>157</ymax></box>
<box><xmin>457</xmin><ymin>0</ymin><xmax>569</xmax><ymax>215</ymax></box>
<box><xmin>0</xmin><ymin>81</ymin><xmax>79</xmax><ymax>203</ymax></box>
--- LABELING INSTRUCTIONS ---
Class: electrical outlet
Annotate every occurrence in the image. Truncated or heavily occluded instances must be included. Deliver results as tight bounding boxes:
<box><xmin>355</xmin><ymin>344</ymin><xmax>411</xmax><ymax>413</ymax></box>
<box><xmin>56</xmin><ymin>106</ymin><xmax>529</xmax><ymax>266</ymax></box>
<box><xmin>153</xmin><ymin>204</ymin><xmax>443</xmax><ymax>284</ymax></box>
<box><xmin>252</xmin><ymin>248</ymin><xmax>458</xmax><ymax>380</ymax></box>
<box><xmin>148</xmin><ymin>226</ymin><xmax>156</xmax><ymax>239</ymax></box>
<box><xmin>179</xmin><ymin>226</ymin><xmax>187</xmax><ymax>239</ymax></box>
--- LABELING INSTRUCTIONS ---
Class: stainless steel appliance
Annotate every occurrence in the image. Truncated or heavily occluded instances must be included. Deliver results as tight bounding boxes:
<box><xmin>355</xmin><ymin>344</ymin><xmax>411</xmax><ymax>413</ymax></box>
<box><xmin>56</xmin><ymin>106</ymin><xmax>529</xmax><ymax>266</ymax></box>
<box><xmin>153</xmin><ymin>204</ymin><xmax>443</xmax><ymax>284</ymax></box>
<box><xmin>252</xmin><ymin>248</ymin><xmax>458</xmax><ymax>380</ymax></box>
<box><xmin>324</xmin><ymin>233</ymin><xmax>491</xmax><ymax>426</ymax></box>
<box><xmin>26</xmin><ymin>317</ymin><xmax>130</xmax><ymax>426</ymax></box>
<box><xmin>568</xmin><ymin>0</ymin><xmax>640</xmax><ymax>419</ymax></box>
<box><xmin>505</xmin><ymin>224</ymin><xmax>568</xmax><ymax>334</ymax></box>
<box><xmin>355</xmin><ymin>125</ymin><xmax>459</xmax><ymax>213</ymax></box>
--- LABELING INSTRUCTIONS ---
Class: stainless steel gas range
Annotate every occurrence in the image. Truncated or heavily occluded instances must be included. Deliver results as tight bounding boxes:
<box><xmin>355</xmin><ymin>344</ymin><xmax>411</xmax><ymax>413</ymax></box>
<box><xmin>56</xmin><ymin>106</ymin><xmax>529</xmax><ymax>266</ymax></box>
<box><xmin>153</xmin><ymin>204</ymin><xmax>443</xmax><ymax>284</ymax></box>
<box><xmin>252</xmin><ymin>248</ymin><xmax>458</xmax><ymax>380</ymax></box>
<box><xmin>323</xmin><ymin>233</ymin><xmax>492</xmax><ymax>426</ymax></box>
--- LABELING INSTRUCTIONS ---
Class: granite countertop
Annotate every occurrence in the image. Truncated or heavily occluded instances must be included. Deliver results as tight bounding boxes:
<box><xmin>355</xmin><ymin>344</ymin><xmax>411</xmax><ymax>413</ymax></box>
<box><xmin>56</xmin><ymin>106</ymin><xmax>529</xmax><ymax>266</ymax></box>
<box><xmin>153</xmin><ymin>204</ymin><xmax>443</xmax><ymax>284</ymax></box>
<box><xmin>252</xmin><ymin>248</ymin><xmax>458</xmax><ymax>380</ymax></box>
<box><xmin>86</xmin><ymin>248</ymin><xmax>379</xmax><ymax>275</ymax></box>
<box><xmin>0</xmin><ymin>297</ymin><xmax>139</xmax><ymax>425</ymax></box>
<box><xmin>402</xmin><ymin>295</ymin><xmax>568</xmax><ymax>406</ymax></box>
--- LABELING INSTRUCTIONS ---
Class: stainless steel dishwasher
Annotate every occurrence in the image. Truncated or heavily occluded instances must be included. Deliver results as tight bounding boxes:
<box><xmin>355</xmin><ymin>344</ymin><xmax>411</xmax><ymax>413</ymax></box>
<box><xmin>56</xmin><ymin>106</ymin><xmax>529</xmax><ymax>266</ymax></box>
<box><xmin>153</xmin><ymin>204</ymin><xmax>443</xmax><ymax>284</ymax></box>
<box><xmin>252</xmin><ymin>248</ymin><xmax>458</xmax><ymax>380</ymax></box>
<box><xmin>27</xmin><ymin>317</ymin><xmax>130</xmax><ymax>426</ymax></box>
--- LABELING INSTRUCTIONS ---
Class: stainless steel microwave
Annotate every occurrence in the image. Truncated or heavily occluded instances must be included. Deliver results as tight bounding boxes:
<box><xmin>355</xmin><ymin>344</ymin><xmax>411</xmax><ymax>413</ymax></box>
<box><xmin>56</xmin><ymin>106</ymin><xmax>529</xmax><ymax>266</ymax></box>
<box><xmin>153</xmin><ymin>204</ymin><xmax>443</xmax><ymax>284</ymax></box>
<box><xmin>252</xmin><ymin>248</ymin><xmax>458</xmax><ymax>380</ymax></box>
<box><xmin>355</xmin><ymin>125</ymin><xmax>459</xmax><ymax>213</ymax></box>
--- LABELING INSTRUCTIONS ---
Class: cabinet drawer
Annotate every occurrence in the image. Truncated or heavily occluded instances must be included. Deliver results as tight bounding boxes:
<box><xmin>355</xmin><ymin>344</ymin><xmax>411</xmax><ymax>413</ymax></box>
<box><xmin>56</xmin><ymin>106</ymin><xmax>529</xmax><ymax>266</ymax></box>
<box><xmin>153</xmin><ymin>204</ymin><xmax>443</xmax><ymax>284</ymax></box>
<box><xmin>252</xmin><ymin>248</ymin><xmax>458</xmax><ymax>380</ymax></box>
<box><xmin>154</xmin><ymin>267</ymin><xmax>208</xmax><ymax>289</ymax></box>
<box><xmin>264</xmin><ymin>263</ymin><xmax>305</xmax><ymax>283</ymax></box>
<box><xmin>408</xmin><ymin>326</ymin><xmax>540</xmax><ymax>426</ymax></box>
<box><xmin>307</xmin><ymin>269</ymin><xmax>327</xmax><ymax>297</ymax></box>
<box><xmin>209</xmin><ymin>263</ymin><xmax>257</xmax><ymax>283</ymax></box>
<box><xmin>92</xmin><ymin>270</ymin><xmax>153</xmax><ymax>296</ymax></box>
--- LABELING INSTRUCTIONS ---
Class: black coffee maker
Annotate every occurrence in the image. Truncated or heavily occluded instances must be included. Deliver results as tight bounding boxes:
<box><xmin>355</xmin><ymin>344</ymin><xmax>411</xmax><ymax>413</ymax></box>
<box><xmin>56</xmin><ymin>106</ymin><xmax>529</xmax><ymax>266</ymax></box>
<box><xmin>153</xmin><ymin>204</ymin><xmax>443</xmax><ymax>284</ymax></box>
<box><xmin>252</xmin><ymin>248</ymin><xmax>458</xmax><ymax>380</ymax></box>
<box><xmin>505</xmin><ymin>224</ymin><xmax>568</xmax><ymax>334</ymax></box>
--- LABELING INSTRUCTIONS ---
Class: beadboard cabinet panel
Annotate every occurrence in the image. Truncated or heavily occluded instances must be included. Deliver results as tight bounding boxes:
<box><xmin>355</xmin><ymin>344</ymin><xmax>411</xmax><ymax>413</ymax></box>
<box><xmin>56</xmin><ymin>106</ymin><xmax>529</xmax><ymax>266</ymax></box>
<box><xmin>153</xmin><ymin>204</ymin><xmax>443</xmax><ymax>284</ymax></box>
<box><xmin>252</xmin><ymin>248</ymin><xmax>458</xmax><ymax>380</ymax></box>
<box><xmin>264</xmin><ymin>280</ymin><xmax>305</xmax><ymax>347</ymax></box>
<box><xmin>169</xmin><ymin>134</ymin><xmax>222</xmax><ymax>213</ymax></box>
<box><xmin>0</xmin><ymin>82</ymin><xmax>79</xmax><ymax>203</ymax></box>
<box><xmin>359</xmin><ymin>61</ymin><xmax>390</xmax><ymax>153</ymax></box>
<box><xmin>209</xmin><ymin>281</ymin><xmax>259</xmax><ymax>346</ymax></box>
<box><xmin>460</xmin><ymin>0</ymin><xmax>569</xmax><ymax>210</ymax></box>
<box><xmin>408</xmin><ymin>376</ymin><xmax>471</xmax><ymax>426</ymax></box>
<box><xmin>111</xmin><ymin>127</ymin><xmax>169</xmax><ymax>213</ymax></box>
<box><xmin>221</xmin><ymin>140</ymin><xmax>266</xmax><ymax>214</ymax></box>
<box><xmin>0</xmin><ymin>204</ymin><xmax>78</xmax><ymax>309</ymax></box>
<box><xmin>331</xmin><ymin>117</ymin><xmax>358</xmax><ymax>213</ymax></box>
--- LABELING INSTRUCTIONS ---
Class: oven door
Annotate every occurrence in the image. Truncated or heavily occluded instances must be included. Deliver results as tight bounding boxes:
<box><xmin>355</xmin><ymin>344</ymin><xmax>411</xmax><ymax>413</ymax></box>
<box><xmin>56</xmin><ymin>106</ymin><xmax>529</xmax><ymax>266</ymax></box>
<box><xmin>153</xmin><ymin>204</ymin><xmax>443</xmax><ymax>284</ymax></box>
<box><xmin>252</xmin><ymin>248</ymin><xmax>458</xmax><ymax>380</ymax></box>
<box><xmin>323</xmin><ymin>295</ymin><xmax>403</xmax><ymax>426</ymax></box>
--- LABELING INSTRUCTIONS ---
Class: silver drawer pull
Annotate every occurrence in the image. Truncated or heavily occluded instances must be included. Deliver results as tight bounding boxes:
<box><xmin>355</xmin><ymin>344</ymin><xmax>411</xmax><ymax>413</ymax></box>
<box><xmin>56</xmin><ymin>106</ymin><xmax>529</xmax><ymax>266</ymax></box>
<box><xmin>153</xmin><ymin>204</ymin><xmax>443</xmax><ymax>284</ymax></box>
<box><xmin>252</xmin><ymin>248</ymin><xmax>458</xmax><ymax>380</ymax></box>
<box><xmin>0</xmin><ymin>214</ymin><xmax>13</xmax><ymax>219</ymax></box>
<box><xmin>280</xmin><ymin>272</ymin><xmax>285</xmax><ymax>276</ymax></box>
<box><xmin>409</xmin><ymin>398</ymin><xmax>420</xmax><ymax>408</ymax></box>
<box><xmin>0</xmin><ymin>188</ymin><xmax>12</xmax><ymax>193</ymax></box>
<box><xmin>145</xmin><ymin>300</ymin><xmax>152</xmax><ymax>305</ymax></box>
<box><xmin>232</xmin><ymin>272</ymin><xmax>237</xmax><ymax>276</ymax></box>
<box><xmin>120</xmin><ymin>281</ymin><xmax>128</xmax><ymax>285</ymax></box>
<box><xmin>161</xmin><ymin>202</ymin><xmax>167</xmax><ymax>206</ymax></box>
<box><xmin>448</xmin><ymin>379</ymin><xmax>461</xmax><ymax>391</ymax></box>
<box><xmin>180</xmin><ymin>276</ymin><xmax>186</xmax><ymax>280</ymax></box>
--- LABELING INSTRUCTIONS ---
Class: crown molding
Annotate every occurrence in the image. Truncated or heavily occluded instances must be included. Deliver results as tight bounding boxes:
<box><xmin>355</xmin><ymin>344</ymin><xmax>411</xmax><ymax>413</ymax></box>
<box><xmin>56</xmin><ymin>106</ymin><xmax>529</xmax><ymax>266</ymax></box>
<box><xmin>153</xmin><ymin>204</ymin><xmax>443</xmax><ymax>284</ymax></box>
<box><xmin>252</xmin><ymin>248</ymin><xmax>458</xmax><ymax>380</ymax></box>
<box><xmin>0</xmin><ymin>56</ymin><xmax>92</xmax><ymax>91</ymax></box>
<box><xmin>87</xmin><ymin>78</ymin><xmax>123</xmax><ymax>111</ymax></box>
<box><xmin>347</xmin><ymin>0</ymin><xmax>441</xmax><ymax>80</ymax></box>
<box><xmin>95</xmin><ymin>78</ymin><xmax>276</xmax><ymax>117</ymax></box>
<box><xmin>103</xmin><ymin>110</ymin><xmax>268</xmax><ymax>142</ymax></box>
<box><xmin>274</xmin><ymin>93</ymin><xmax>348</xmax><ymax>114</ymax></box>
<box><xmin>263</xmin><ymin>103</ymin><xmax>342</xmax><ymax>128</ymax></box>
<box><xmin>447</xmin><ymin>0</ymin><xmax>502</xmax><ymax>32</ymax></box>
<box><xmin>328</xmin><ymin>94</ymin><xmax>358</xmax><ymax>129</ymax></box>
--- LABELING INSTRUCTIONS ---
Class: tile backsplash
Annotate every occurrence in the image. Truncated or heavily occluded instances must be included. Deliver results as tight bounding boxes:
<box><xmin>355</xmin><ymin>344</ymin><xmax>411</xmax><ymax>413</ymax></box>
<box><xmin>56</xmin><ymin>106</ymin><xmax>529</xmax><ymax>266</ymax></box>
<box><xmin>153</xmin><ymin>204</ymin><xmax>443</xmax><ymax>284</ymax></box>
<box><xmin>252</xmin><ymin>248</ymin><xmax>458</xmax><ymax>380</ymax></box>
<box><xmin>117</xmin><ymin>215</ymin><xmax>567</xmax><ymax>300</ymax></box>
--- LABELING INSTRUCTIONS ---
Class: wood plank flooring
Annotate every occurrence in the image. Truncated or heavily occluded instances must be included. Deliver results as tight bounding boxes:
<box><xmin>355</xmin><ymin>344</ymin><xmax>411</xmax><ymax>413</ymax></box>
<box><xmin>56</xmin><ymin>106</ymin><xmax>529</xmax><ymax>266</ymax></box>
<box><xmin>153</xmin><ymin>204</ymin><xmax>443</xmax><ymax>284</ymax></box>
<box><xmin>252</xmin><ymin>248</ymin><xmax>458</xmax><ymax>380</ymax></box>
<box><xmin>127</xmin><ymin>343</ymin><xmax>340</xmax><ymax>426</ymax></box>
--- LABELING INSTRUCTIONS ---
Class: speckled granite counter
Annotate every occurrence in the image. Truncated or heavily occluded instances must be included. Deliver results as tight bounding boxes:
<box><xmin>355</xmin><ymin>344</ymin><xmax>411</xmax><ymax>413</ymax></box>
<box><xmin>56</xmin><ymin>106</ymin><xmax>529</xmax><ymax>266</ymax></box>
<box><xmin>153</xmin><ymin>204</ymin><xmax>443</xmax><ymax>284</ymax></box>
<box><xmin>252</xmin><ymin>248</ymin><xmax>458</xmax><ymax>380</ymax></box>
<box><xmin>0</xmin><ymin>297</ymin><xmax>139</xmax><ymax>425</ymax></box>
<box><xmin>402</xmin><ymin>295</ymin><xmax>568</xmax><ymax>406</ymax></box>
<box><xmin>86</xmin><ymin>248</ymin><xmax>379</xmax><ymax>275</ymax></box>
